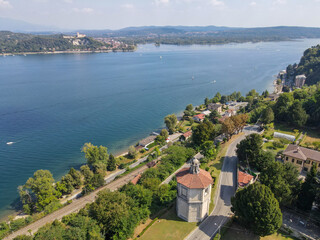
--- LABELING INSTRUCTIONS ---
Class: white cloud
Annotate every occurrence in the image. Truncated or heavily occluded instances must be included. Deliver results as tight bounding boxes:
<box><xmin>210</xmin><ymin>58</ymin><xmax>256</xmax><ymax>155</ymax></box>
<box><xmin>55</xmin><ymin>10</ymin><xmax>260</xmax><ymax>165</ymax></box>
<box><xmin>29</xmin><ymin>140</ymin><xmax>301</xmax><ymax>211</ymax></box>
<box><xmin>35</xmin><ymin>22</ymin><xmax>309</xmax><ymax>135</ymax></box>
<box><xmin>121</xmin><ymin>3</ymin><xmax>134</xmax><ymax>9</ymax></box>
<box><xmin>273</xmin><ymin>0</ymin><xmax>287</xmax><ymax>5</ymax></box>
<box><xmin>154</xmin><ymin>0</ymin><xmax>170</xmax><ymax>6</ymax></box>
<box><xmin>72</xmin><ymin>7</ymin><xmax>94</xmax><ymax>13</ymax></box>
<box><xmin>250</xmin><ymin>1</ymin><xmax>257</xmax><ymax>6</ymax></box>
<box><xmin>0</xmin><ymin>0</ymin><xmax>12</xmax><ymax>9</ymax></box>
<box><xmin>63</xmin><ymin>0</ymin><xmax>73</xmax><ymax>3</ymax></box>
<box><xmin>210</xmin><ymin>0</ymin><xmax>224</xmax><ymax>7</ymax></box>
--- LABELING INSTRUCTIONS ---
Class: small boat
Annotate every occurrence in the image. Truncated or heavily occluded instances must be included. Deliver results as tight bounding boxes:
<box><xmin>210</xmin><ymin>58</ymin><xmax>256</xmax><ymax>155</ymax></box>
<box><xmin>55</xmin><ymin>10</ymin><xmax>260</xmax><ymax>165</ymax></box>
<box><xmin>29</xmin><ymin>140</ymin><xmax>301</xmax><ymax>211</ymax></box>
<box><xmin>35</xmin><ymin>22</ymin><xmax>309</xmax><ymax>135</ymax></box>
<box><xmin>160</xmin><ymin>56</ymin><xmax>162</xmax><ymax>59</ymax></box>
<box><xmin>192</xmin><ymin>75</ymin><xmax>194</xmax><ymax>80</ymax></box>
<box><xmin>23</xmin><ymin>54</ymin><xmax>27</xmax><ymax>56</ymax></box>
<box><xmin>7</xmin><ymin>142</ymin><xmax>14</xmax><ymax>145</ymax></box>
<box><xmin>211</xmin><ymin>80</ymin><xmax>217</xmax><ymax>84</ymax></box>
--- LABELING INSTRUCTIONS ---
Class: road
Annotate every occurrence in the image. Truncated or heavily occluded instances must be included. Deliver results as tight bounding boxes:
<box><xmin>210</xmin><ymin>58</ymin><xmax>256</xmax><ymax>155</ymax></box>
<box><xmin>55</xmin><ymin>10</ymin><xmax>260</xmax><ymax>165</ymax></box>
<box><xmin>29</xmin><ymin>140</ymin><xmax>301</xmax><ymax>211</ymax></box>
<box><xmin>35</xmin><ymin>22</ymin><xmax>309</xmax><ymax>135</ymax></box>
<box><xmin>4</xmin><ymin>133</ymin><xmax>182</xmax><ymax>240</ymax></box>
<box><xmin>185</xmin><ymin>125</ymin><xmax>261</xmax><ymax>240</ymax></box>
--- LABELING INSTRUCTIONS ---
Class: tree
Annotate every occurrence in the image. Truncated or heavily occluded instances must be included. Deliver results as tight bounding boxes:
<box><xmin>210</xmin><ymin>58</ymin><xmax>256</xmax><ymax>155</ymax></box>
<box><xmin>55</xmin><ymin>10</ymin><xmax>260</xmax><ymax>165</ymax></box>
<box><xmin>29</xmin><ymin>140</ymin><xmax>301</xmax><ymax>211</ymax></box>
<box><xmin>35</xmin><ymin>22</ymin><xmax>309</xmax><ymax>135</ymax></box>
<box><xmin>164</xmin><ymin>114</ymin><xmax>177</xmax><ymax>134</ymax></box>
<box><xmin>231</xmin><ymin>183</ymin><xmax>282</xmax><ymax>236</ymax></box>
<box><xmin>220</xmin><ymin>95</ymin><xmax>228</xmax><ymax>104</ymax></box>
<box><xmin>80</xmin><ymin>165</ymin><xmax>94</xmax><ymax>184</ymax></box>
<box><xmin>246</xmin><ymin>89</ymin><xmax>259</xmax><ymax>98</ymax></box>
<box><xmin>221</xmin><ymin>117</ymin><xmax>235</xmax><ymax>140</ymax></box>
<box><xmin>297</xmin><ymin>164</ymin><xmax>318</xmax><ymax>211</ymax></box>
<box><xmin>192</xmin><ymin>121</ymin><xmax>218</xmax><ymax>146</ymax></box>
<box><xmin>19</xmin><ymin>170</ymin><xmax>59</xmax><ymax>213</ymax></box>
<box><xmin>204</xmin><ymin>97</ymin><xmax>210</xmax><ymax>106</ymax></box>
<box><xmin>68</xmin><ymin>168</ymin><xmax>82</xmax><ymax>189</ymax></box>
<box><xmin>273</xmin><ymin>93</ymin><xmax>293</xmax><ymax>121</ymax></box>
<box><xmin>82</xmin><ymin>143</ymin><xmax>108</xmax><ymax>167</ymax></box>
<box><xmin>107</xmin><ymin>154</ymin><xmax>117</xmax><ymax>171</ymax></box>
<box><xmin>60</xmin><ymin>174</ymin><xmax>75</xmax><ymax>194</ymax></box>
<box><xmin>236</xmin><ymin>133</ymin><xmax>263</xmax><ymax>168</ymax></box>
<box><xmin>260</xmin><ymin>161</ymin><xmax>300</xmax><ymax>206</ymax></box>
<box><xmin>261</xmin><ymin>107</ymin><xmax>274</xmax><ymax>124</ymax></box>
<box><xmin>200</xmin><ymin>141</ymin><xmax>218</xmax><ymax>159</ymax></box>
<box><xmin>209</xmin><ymin>110</ymin><xmax>220</xmax><ymax>124</ymax></box>
<box><xmin>160</xmin><ymin>129</ymin><xmax>169</xmax><ymax>140</ymax></box>
<box><xmin>255</xmin><ymin>151</ymin><xmax>275</xmax><ymax>172</ymax></box>
<box><xmin>186</xmin><ymin>104</ymin><xmax>193</xmax><ymax>111</ymax></box>
<box><xmin>288</xmin><ymin>101</ymin><xmax>308</xmax><ymax>127</ymax></box>
<box><xmin>89</xmin><ymin>190</ymin><xmax>139</xmax><ymax>240</ymax></box>
<box><xmin>128</xmin><ymin>146</ymin><xmax>137</xmax><ymax>159</ymax></box>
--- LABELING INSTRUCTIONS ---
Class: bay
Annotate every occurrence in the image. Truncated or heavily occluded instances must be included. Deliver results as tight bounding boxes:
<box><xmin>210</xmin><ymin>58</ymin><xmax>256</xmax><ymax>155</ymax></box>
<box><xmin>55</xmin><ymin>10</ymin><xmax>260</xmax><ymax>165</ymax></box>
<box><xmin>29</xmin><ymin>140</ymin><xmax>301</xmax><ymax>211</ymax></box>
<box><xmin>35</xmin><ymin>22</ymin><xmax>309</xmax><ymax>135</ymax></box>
<box><xmin>0</xmin><ymin>39</ymin><xmax>319</xmax><ymax>218</ymax></box>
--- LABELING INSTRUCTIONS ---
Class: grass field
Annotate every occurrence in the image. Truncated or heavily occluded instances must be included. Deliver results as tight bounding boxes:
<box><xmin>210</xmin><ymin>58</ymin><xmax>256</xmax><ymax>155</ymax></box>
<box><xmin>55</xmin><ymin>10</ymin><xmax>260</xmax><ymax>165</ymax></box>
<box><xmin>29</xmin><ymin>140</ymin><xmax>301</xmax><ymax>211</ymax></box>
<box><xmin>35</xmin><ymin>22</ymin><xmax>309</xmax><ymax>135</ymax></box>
<box><xmin>262</xmin><ymin>140</ymin><xmax>288</xmax><ymax>155</ymax></box>
<box><xmin>138</xmin><ymin>206</ymin><xmax>197</xmax><ymax>240</ymax></box>
<box><xmin>222</xmin><ymin>222</ymin><xmax>299</xmax><ymax>240</ymax></box>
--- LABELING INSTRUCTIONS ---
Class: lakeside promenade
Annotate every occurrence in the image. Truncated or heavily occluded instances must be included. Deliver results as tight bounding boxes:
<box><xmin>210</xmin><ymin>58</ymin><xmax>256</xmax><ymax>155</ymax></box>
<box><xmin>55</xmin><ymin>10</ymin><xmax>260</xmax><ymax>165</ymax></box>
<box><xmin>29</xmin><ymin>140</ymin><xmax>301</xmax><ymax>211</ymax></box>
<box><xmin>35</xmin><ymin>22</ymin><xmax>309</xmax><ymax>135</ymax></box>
<box><xmin>4</xmin><ymin>132</ymin><xmax>182</xmax><ymax>240</ymax></box>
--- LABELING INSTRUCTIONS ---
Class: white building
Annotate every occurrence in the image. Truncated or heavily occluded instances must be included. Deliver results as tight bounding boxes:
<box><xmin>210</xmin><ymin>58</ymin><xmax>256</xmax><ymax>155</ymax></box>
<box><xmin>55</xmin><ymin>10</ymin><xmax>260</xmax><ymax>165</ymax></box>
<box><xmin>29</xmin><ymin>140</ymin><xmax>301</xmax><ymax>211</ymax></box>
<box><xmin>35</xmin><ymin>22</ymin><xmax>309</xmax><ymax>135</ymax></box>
<box><xmin>176</xmin><ymin>159</ymin><xmax>213</xmax><ymax>222</ymax></box>
<box><xmin>295</xmin><ymin>75</ymin><xmax>306</xmax><ymax>88</ymax></box>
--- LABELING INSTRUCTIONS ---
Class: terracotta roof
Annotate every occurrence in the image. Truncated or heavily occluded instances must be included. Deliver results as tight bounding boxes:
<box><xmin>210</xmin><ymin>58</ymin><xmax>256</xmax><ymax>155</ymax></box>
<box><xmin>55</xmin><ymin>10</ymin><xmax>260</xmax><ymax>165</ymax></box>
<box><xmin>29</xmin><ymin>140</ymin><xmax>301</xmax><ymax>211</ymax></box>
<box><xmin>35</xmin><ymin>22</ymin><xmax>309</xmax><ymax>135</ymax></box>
<box><xmin>176</xmin><ymin>167</ymin><xmax>213</xmax><ymax>189</ymax></box>
<box><xmin>238</xmin><ymin>171</ymin><xmax>254</xmax><ymax>187</ymax></box>
<box><xmin>283</xmin><ymin>144</ymin><xmax>320</xmax><ymax>162</ymax></box>
<box><xmin>183</xmin><ymin>131</ymin><xmax>192</xmax><ymax>138</ymax></box>
<box><xmin>193</xmin><ymin>114</ymin><xmax>205</xmax><ymax>120</ymax></box>
<box><xmin>131</xmin><ymin>174</ymin><xmax>141</xmax><ymax>185</ymax></box>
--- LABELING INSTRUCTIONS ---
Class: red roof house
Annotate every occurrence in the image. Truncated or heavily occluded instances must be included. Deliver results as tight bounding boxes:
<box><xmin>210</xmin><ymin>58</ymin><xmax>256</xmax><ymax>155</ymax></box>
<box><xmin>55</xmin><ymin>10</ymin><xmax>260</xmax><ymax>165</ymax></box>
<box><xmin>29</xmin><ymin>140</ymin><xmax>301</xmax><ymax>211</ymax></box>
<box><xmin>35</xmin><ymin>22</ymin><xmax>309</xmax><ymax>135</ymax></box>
<box><xmin>238</xmin><ymin>171</ymin><xmax>254</xmax><ymax>188</ymax></box>
<box><xmin>193</xmin><ymin>114</ymin><xmax>205</xmax><ymax>123</ymax></box>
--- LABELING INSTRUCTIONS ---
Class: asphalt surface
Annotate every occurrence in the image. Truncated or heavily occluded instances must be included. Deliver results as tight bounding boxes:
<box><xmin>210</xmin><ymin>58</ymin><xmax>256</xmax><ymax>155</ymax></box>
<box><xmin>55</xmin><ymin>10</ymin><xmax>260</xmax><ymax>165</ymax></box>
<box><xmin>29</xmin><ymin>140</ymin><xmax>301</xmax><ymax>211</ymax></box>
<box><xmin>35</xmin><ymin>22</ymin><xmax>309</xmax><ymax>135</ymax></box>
<box><xmin>185</xmin><ymin>125</ymin><xmax>260</xmax><ymax>240</ymax></box>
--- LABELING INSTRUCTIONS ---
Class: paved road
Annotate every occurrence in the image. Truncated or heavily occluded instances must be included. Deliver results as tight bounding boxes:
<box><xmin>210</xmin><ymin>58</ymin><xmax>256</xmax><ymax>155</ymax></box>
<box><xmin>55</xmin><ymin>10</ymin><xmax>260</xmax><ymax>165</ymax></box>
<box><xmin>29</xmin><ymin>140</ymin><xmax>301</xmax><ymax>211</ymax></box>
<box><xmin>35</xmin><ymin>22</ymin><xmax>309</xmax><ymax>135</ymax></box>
<box><xmin>4</xmin><ymin>132</ymin><xmax>183</xmax><ymax>240</ymax></box>
<box><xmin>185</xmin><ymin>125</ymin><xmax>261</xmax><ymax>240</ymax></box>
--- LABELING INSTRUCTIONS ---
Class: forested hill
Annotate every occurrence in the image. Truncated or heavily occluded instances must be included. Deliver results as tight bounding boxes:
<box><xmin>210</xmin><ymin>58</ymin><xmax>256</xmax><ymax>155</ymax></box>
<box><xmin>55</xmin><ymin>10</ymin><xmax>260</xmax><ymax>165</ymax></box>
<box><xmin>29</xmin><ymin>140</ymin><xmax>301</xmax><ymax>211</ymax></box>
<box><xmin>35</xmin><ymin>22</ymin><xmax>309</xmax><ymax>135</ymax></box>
<box><xmin>82</xmin><ymin>26</ymin><xmax>320</xmax><ymax>45</ymax></box>
<box><xmin>295</xmin><ymin>44</ymin><xmax>320</xmax><ymax>85</ymax></box>
<box><xmin>0</xmin><ymin>31</ymin><xmax>106</xmax><ymax>53</ymax></box>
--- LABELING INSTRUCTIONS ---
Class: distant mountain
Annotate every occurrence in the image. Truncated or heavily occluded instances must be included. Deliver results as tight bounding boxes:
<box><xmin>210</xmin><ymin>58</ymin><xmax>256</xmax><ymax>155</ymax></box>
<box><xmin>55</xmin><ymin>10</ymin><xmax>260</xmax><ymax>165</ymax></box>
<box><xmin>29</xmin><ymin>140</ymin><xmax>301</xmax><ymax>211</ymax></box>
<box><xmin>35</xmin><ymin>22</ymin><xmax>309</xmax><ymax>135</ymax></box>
<box><xmin>0</xmin><ymin>17</ymin><xmax>64</xmax><ymax>32</ymax></box>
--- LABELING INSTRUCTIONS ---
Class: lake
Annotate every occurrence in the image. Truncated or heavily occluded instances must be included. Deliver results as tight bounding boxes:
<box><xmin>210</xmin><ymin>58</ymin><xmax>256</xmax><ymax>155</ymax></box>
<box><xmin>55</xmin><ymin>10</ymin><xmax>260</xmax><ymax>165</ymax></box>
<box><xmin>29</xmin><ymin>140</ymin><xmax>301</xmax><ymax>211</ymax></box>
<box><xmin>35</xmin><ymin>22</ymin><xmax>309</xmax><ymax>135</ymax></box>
<box><xmin>0</xmin><ymin>39</ymin><xmax>319</xmax><ymax>218</ymax></box>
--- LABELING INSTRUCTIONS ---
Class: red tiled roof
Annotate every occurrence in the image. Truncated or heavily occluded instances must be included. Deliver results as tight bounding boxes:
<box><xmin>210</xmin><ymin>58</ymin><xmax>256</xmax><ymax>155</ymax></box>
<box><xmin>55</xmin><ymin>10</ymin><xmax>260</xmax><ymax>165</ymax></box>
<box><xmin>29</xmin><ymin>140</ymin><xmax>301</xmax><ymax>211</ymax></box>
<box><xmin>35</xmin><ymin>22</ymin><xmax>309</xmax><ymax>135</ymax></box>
<box><xmin>131</xmin><ymin>174</ymin><xmax>141</xmax><ymax>185</ymax></box>
<box><xmin>176</xmin><ymin>167</ymin><xmax>213</xmax><ymax>189</ymax></box>
<box><xmin>283</xmin><ymin>144</ymin><xmax>320</xmax><ymax>162</ymax></box>
<box><xmin>183</xmin><ymin>131</ymin><xmax>192</xmax><ymax>138</ymax></box>
<box><xmin>238</xmin><ymin>171</ymin><xmax>253</xmax><ymax>187</ymax></box>
<box><xmin>193</xmin><ymin>114</ymin><xmax>205</xmax><ymax>120</ymax></box>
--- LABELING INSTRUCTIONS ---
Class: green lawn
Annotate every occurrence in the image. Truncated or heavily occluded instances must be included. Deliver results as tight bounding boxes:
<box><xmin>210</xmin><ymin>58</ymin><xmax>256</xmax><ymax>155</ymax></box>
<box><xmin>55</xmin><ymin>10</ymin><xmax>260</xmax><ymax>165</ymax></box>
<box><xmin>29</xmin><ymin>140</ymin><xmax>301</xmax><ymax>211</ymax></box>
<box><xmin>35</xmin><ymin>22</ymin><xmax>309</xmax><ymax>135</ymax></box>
<box><xmin>138</xmin><ymin>206</ymin><xmax>197</xmax><ymax>240</ymax></box>
<box><xmin>222</xmin><ymin>223</ymin><xmax>299</xmax><ymax>240</ymax></box>
<box><xmin>262</xmin><ymin>141</ymin><xmax>287</xmax><ymax>155</ymax></box>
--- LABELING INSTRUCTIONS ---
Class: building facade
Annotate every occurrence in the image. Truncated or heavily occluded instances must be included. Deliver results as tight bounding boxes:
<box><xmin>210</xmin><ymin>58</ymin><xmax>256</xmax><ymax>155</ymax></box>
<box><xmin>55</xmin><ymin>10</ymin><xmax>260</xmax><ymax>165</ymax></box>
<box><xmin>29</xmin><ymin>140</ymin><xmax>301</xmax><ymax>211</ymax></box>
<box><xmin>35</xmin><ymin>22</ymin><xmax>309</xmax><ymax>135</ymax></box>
<box><xmin>295</xmin><ymin>75</ymin><xmax>306</xmax><ymax>88</ymax></box>
<box><xmin>176</xmin><ymin>159</ymin><xmax>213</xmax><ymax>222</ymax></box>
<box><xmin>283</xmin><ymin>144</ymin><xmax>320</xmax><ymax>172</ymax></box>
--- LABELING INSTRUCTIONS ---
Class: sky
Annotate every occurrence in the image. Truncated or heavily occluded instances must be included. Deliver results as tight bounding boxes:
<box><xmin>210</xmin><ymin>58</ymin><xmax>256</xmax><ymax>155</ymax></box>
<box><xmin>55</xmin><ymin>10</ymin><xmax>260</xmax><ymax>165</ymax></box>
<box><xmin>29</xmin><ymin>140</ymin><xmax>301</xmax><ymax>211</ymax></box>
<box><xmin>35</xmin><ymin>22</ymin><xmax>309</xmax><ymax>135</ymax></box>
<box><xmin>0</xmin><ymin>0</ymin><xmax>320</xmax><ymax>30</ymax></box>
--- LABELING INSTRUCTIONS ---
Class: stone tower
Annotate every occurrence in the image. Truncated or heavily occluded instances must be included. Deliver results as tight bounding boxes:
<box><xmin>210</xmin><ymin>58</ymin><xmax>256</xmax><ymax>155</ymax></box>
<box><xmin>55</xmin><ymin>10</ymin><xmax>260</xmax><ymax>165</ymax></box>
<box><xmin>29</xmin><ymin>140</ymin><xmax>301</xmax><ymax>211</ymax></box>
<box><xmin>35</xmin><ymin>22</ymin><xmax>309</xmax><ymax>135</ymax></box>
<box><xmin>176</xmin><ymin>158</ymin><xmax>213</xmax><ymax>222</ymax></box>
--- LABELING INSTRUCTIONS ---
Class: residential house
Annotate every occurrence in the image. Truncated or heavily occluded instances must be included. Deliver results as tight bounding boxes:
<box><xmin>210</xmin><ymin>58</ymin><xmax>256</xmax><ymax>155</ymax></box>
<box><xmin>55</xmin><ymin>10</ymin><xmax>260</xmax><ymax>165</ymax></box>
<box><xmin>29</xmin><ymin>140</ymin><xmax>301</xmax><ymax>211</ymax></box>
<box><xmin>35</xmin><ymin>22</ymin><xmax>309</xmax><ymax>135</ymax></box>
<box><xmin>180</xmin><ymin>131</ymin><xmax>192</xmax><ymax>141</ymax></box>
<box><xmin>283</xmin><ymin>144</ymin><xmax>320</xmax><ymax>172</ymax></box>
<box><xmin>138</xmin><ymin>135</ymin><xmax>157</xmax><ymax>147</ymax></box>
<box><xmin>238</xmin><ymin>171</ymin><xmax>254</xmax><ymax>188</ymax></box>
<box><xmin>295</xmin><ymin>75</ymin><xmax>306</xmax><ymax>88</ymax></box>
<box><xmin>193</xmin><ymin>113</ymin><xmax>205</xmax><ymax>123</ymax></box>
<box><xmin>202</xmin><ymin>110</ymin><xmax>211</xmax><ymax>116</ymax></box>
<box><xmin>207</xmin><ymin>103</ymin><xmax>223</xmax><ymax>114</ymax></box>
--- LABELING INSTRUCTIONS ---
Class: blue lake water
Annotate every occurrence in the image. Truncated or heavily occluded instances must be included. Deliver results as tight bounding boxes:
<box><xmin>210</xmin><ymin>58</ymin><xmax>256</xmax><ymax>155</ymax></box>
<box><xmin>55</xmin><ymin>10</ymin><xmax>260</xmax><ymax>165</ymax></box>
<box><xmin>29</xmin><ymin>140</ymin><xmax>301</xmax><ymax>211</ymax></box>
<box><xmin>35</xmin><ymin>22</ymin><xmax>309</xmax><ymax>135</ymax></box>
<box><xmin>0</xmin><ymin>39</ymin><xmax>319</xmax><ymax>218</ymax></box>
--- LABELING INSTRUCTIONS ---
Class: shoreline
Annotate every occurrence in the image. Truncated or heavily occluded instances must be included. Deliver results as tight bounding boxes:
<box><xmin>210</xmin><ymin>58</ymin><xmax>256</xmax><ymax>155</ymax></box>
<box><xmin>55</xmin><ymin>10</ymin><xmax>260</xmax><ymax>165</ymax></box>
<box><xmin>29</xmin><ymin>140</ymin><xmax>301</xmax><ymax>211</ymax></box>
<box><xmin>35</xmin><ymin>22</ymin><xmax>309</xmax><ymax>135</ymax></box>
<box><xmin>1</xmin><ymin>48</ymin><xmax>136</xmax><ymax>56</ymax></box>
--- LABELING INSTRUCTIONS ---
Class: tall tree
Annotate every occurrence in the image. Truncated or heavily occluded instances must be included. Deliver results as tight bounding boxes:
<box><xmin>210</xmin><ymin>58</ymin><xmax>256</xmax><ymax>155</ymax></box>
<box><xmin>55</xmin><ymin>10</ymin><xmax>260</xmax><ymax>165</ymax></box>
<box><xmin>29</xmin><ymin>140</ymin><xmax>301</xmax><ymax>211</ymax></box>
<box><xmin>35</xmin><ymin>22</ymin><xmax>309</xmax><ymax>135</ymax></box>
<box><xmin>107</xmin><ymin>154</ymin><xmax>117</xmax><ymax>171</ymax></box>
<box><xmin>236</xmin><ymin>133</ymin><xmax>263</xmax><ymax>168</ymax></box>
<box><xmin>273</xmin><ymin>93</ymin><xmax>293</xmax><ymax>121</ymax></box>
<box><xmin>231</xmin><ymin>183</ymin><xmax>282</xmax><ymax>237</ymax></box>
<box><xmin>261</xmin><ymin>107</ymin><xmax>274</xmax><ymax>124</ymax></box>
<box><xmin>192</xmin><ymin>121</ymin><xmax>218</xmax><ymax>146</ymax></box>
<box><xmin>221</xmin><ymin>117</ymin><xmax>235</xmax><ymax>140</ymax></box>
<box><xmin>297</xmin><ymin>164</ymin><xmax>318</xmax><ymax>211</ymax></box>
<box><xmin>164</xmin><ymin>114</ymin><xmax>178</xmax><ymax>134</ymax></box>
<box><xmin>19</xmin><ymin>170</ymin><xmax>59</xmax><ymax>213</ymax></box>
<box><xmin>82</xmin><ymin>143</ymin><xmax>108</xmax><ymax>167</ymax></box>
<box><xmin>288</xmin><ymin>101</ymin><xmax>308</xmax><ymax>127</ymax></box>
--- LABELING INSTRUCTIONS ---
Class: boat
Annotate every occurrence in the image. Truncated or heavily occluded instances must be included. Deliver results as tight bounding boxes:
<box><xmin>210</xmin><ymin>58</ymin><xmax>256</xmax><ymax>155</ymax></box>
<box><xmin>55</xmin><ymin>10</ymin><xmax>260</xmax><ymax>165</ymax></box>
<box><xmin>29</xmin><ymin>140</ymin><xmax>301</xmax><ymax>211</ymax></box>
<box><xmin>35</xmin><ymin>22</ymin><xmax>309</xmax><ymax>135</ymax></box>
<box><xmin>192</xmin><ymin>75</ymin><xmax>194</xmax><ymax>80</ymax></box>
<box><xmin>211</xmin><ymin>80</ymin><xmax>216</xmax><ymax>84</ymax></box>
<box><xmin>7</xmin><ymin>142</ymin><xmax>14</xmax><ymax>145</ymax></box>
<box><xmin>160</xmin><ymin>56</ymin><xmax>162</xmax><ymax>59</ymax></box>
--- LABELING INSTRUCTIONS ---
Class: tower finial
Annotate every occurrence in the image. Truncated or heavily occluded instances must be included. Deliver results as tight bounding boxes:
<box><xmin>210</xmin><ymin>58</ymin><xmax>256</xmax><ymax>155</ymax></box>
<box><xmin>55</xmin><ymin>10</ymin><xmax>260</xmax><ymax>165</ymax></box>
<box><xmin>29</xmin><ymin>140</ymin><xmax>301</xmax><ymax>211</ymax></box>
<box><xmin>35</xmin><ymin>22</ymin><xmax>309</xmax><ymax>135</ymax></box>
<box><xmin>190</xmin><ymin>158</ymin><xmax>200</xmax><ymax>174</ymax></box>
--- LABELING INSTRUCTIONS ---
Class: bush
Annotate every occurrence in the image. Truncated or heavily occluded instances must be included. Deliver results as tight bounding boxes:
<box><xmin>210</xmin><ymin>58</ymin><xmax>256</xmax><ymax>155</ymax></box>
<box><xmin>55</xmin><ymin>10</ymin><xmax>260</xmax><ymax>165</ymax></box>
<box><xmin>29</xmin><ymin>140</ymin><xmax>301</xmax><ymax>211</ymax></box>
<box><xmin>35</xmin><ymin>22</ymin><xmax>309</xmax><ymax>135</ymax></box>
<box><xmin>272</xmin><ymin>141</ymin><xmax>285</xmax><ymax>149</ymax></box>
<box><xmin>119</xmin><ymin>163</ymin><xmax>126</xmax><ymax>169</ymax></box>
